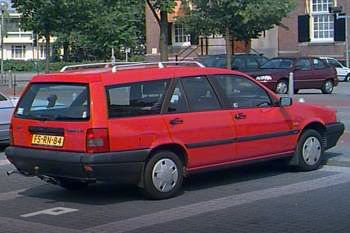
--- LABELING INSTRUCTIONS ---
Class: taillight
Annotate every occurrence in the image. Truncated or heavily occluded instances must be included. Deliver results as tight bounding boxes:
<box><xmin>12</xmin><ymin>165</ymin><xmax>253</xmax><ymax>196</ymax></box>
<box><xmin>86</xmin><ymin>128</ymin><xmax>110</xmax><ymax>153</ymax></box>
<box><xmin>9</xmin><ymin>123</ymin><xmax>14</xmax><ymax>145</ymax></box>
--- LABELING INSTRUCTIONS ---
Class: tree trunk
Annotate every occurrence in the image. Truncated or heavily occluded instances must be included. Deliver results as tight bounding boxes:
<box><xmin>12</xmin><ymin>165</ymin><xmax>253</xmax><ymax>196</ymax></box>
<box><xmin>225</xmin><ymin>27</ymin><xmax>232</xmax><ymax>70</ymax></box>
<box><xmin>159</xmin><ymin>10</ymin><xmax>168</xmax><ymax>62</ymax></box>
<box><xmin>63</xmin><ymin>41</ymin><xmax>69</xmax><ymax>62</ymax></box>
<box><xmin>44</xmin><ymin>33</ymin><xmax>50</xmax><ymax>73</ymax></box>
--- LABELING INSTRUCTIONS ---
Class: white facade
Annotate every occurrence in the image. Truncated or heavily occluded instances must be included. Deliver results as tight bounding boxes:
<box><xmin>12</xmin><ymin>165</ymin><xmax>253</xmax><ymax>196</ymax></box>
<box><xmin>1</xmin><ymin>12</ymin><xmax>49</xmax><ymax>60</ymax></box>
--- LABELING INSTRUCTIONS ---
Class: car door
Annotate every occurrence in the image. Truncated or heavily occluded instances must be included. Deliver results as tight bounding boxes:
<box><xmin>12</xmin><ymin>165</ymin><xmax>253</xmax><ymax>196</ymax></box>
<box><xmin>210</xmin><ymin>74</ymin><xmax>297</xmax><ymax>160</ymax></box>
<box><xmin>162</xmin><ymin>77</ymin><xmax>236</xmax><ymax>169</ymax></box>
<box><xmin>311</xmin><ymin>58</ymin><xmax>329</xmax><ymax>88</ymax></box>
<box><xmin>0</xmin><ymin>93</ymin><xmax>15</xmax><ymax>140</ymax></box>
<box><xmin>294</xmin><ymin>58</ymin><xmax>314</xmax><ymax>89</ymax></box>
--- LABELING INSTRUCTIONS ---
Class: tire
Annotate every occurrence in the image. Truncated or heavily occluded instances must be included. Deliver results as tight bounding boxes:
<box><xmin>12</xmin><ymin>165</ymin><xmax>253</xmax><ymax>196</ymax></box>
<box><xmin>295</xmin><ymin>129</ymin><xmax>324</xmax><ymax>171</ymax></box>
<box><xmin>58</xmin><ymin>178</ymin><xmax>89</xmax><ymax>191</ymax></box>
<box><xmin>346</xmin><ymin>74</ymin><xmax>350</xmax><ymax>82</ymax></box>
<box><xmin>321</xmin><ymin>80</ymin><xmax>334</xmax><ymax>94</ymax></box>
<box><xmin>143</xmin><ymin>151</ymin><xmax>184</xmax><ymax>200</ymax></box>
<box><xmin>276</xmin><ymin>80</ymin><xmax>288</xmax><ymax>95</ymax></box>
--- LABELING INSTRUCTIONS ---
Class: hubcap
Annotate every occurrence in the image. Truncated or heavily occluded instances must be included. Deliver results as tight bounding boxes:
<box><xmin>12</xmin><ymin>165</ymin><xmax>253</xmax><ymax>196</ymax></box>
<box><xmin>276</xmin><ymin>82</ymin><xmax>288</xmax><ymax>94</ymax></box>
<box><xmin>324</xmin><ymin>81</ymin><xmax>333</xmax><ymax>93</ymax></box>
<box><xmin>302</xmin><ymin>136</ymin><xmax>322</xmax><ymax>166</ymax></box>
<box><xmin>152</xmin><ymin>158</ymin><xmax>178</xmax><ymax>192</ymax></box>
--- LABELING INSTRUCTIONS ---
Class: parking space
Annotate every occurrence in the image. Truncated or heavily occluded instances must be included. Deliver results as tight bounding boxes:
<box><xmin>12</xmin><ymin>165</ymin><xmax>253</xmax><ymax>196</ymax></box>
<box><xmin>0</xmin><ymin>82</ymin><xmax>349</xmax><ymax>233</ymax></box>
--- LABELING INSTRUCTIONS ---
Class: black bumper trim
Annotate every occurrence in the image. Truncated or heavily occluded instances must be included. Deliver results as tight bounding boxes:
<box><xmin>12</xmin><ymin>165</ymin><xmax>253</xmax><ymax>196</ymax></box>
<box><xmin>5</xmin><ymin>146</ymin><xmax>150</xmax><ymax>183</ymax></box>
<box><xmin>325</xmin><ymin>122</ymin><xmax>345</xmax><ymax>150</ymax></box>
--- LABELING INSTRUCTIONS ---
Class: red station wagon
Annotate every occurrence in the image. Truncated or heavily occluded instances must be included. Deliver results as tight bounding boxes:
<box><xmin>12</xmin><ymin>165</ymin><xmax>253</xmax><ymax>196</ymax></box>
<box><xmin>6</xmin><ymin>62</ymin><xmax>344</xmax><ymax>199</ymax></box>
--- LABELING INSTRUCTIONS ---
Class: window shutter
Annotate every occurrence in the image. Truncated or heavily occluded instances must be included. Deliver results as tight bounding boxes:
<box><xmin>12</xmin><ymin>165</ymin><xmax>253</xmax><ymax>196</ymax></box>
<box><xmin>298</xmin><ymin>15</ymin><xmax>310</xmax><ymax>43</ymax></box>
<box><xmin>168</xmin><ymin>23</ymin><xmax>173</xmax><ymax>45</ymax></box>
<box><xmin>334</xmin><ymin>14</ymin><xmax>346</xmax><ymax>42</ymax></box>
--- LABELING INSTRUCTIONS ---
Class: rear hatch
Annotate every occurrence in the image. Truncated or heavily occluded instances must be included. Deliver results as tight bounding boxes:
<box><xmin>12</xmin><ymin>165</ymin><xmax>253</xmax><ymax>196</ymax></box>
<box><xmin>12</xmin><ymin>83</ymin><xmax>90</xmax><ymax>152</ymax></box>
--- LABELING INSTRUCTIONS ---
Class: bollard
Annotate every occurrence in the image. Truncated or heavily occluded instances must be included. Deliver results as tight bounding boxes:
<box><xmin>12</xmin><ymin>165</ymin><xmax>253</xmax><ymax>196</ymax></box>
<box><xmin>288</xmin><ymin>72</ymin><xmax>294</xmax><ymax>98</ymax></box>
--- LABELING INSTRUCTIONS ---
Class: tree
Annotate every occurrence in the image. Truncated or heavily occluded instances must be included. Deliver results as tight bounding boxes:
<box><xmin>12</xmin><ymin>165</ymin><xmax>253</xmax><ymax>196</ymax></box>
<box><xmin>12</xmin><ymin>0</ymin><xmax>65</xmax><ymax>72</ymax></box>
<box><xmin>146</xmin><ymin>0</ymin><xmax>177</xmax><ymax>61</ymax></box>
<box><xmin>179</xmin><ymin>0</ymin><xmax>296</xmax><ymax>69</ymax></box>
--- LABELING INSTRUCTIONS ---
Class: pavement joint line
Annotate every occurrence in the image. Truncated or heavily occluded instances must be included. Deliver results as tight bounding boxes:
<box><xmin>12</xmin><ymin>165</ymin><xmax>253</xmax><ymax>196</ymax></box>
<box><xmin>86</xmin><ymin>171</ymin><xmax>350</xmax><ymax>233</ymax></box>
<box><xmin>0</xmin><ymin>216</ymin><xmax>80</xmax><ymax>233</ymax></box>
<box><xmin>0</xmin><ymin>189</ymin><xmax>27</xmax><ymax>201</ymax></box>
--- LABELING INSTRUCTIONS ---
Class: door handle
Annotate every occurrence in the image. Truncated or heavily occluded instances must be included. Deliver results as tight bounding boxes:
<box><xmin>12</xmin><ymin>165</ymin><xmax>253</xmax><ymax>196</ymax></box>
<box><xmin>234</xmin><ymin>113</ymin><xmax>247</xmax><ymax>120</ymax></box>
<box><xmin>169</xmin><ymin>118</ymin><xmax>184</xmax><ymax>125</ymax></box>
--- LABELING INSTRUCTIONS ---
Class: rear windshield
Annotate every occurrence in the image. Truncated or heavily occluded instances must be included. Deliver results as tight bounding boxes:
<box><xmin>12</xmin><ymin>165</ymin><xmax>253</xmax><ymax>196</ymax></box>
<box><xmin>15</xmin><ymin>83</ymin><xmax>89</xmax><ymax>121</ymax></box>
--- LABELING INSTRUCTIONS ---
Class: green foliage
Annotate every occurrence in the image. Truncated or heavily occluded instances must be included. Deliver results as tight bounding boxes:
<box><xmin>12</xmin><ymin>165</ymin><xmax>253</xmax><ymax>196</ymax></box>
<box><xmin>180</xmin><ymin>0</ymin><xmax>296</xmax><ymax>40</ymax></box>
<box><xmin>148</xmin><ymin>0</ymin><xmax>177</xmax><ymax>13</ymax></box>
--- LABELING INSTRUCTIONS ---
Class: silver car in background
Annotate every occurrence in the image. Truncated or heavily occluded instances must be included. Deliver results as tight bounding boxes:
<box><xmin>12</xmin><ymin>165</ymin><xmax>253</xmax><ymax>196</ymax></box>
<box><xmin>0</xmin><ymin>92</ymin><xmax>18</xmax><ymax>142</ymax></box>
<box><xmin>320</xmin><ymin>57</ymin><xmax>350</xmax><ymax>82</ymax></box>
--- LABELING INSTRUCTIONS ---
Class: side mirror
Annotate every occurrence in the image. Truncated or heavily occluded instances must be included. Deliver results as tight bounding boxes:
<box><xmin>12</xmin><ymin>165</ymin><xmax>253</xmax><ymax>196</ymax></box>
<box><xmin>279</xmin><ymin>97</ymin><xmax>292</xmax><ymax>107</ymax></box>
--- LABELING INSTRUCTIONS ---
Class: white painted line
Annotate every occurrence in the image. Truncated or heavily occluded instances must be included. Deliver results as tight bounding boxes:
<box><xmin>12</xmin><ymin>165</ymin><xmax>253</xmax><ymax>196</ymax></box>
<box><xmin>87</xmin><ymin>172</ymin><xmax>350</xmax><ymax>233</ymax></box>
<box><xmin>0</xmin><ymin>159</ymin><xmax>10</xmax><ymax>166</ymax></box>
<box><xmin>21</xmin><ymin>207</ymin><xmax>78</xmax><ymax>218</ymax></box>
<box><xmin>0</xmin><ymin>189</ymin><xmax>27</xmax><ymax>201</ymax></box>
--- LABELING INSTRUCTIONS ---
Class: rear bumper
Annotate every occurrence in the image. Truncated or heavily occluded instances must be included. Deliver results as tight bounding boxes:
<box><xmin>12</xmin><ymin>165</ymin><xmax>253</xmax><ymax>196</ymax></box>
<box><xmin>325</xmin><ymin>122</ymin><xmax>345</xmax><ymax>150</ymax></box>
<box><xmin>5</xmin><ymin>146</ymin><xmax>149</xmax><ymax>184</ymax></box>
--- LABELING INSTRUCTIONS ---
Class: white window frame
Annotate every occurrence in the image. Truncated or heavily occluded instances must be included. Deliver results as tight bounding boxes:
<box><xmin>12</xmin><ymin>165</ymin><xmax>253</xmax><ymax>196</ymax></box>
<box><xmin>11</xmin><ymin>45</ymin><xmax>26</xmax><ymax>60</ymax></box>
<box><xmin>173</xmin><ymin>23</ymin><xmax>191</xmax><ymax>47</ymax></box>
<box><xmin>310</xmin><ymin>0</ymin><xmax>336</xmax><ymax>43</ymax></box>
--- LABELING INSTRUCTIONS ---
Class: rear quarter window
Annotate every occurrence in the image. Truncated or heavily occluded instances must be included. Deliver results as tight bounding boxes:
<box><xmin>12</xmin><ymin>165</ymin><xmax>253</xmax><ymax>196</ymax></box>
<box><xmin>106</xmin><ymin>79</ymin><xmax>169</xmax><ymax>118</ymax></box>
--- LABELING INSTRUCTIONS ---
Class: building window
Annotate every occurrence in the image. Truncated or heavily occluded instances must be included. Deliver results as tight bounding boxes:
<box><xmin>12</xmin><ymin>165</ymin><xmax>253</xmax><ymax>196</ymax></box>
<box><xmin>174</xmin><ymin>24</ymin><xmax>191</xmax><ymax>46</ymax></box>
<box><xmin>11</xmin><ymin>45</ymin><xmax>26</xmax><ymax>59</ymax></box>
<box><xmin>39</xmin><ymin>45</ymin><xmax>46</xmax><ymax>59</ymax></box>
<box><xmin>310</xmin><ymin>0</ymin><xmax>335</xmax><ymax>42</ymax></box>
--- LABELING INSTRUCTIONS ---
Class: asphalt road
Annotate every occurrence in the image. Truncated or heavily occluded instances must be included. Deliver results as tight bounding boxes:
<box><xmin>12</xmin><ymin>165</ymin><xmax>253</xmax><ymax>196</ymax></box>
<box><xmin>0</xmin><ymin>82</ymin><xmax>349</xmax><ymax>233</ymax></box>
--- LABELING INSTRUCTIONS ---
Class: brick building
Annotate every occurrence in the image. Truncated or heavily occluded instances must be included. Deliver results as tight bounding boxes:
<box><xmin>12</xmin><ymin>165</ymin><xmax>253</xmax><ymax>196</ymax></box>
<box><xmin>145</xmin><ymin>1</ymin><xmax>250</xmax><ymax>61</ymax></box>
<box><xmin>252</xmin><ymin>0</ymin><xmax>349</xmax><ymax>60</ymax></box>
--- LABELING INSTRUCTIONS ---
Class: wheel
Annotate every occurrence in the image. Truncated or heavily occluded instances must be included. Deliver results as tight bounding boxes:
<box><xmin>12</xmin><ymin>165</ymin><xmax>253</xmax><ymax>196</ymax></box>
<box><xmin>276</xmin><ymin>80</ymin><xmax>288</xmax><ymax>94</ymax></box>
<box><xmin>346</xmin><ymin>74</ymin><xmax>350</xmax><ymax>82</ymax></box>
<box><xmin>295</xmin><ymin>129</ymin><xmax>324</xmax><ymax>171</ymax></box>
<box><xmin>58</xmin><ymin>178</ymin><xmax>89</xmax><ymax>191</ymax></box>
<box><xmin>321</xmin><ymin>80</ymin><xmax>334</xmax><ymax>94</ymax></box>
<box><xmin>143</xmin><ymin>151</ymin><xmax>183</xmax><ymax>200</ymax></box>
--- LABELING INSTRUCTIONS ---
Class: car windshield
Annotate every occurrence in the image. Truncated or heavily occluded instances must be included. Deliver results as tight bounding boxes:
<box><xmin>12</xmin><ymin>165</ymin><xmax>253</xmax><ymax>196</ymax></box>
<box><xmin>260</xmin><ymin>58</ymin><xmax>294</xmax><ymax>69</ymax></box>
<box><xmin>15</xmin><ymin>83</ymin><xmax>89</xmax><ymax>121</ymax></box>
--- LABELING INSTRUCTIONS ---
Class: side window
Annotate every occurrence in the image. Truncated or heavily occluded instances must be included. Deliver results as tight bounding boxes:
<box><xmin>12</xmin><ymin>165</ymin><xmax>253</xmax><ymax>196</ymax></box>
<box><xmin>232</xmin><ymin>57</ymin><xmax>245</xmax><ymax>70</ymax></box>
<box><xmin>295</xmin><ymin>59</ymin><xmax>312</xmax><ymax>70</ymax></box>
<box><xmin>212</xmin><ymin>75</ymin><xmax>272</xmax><ymax>109</ymax></box>
<box><xmin>107</xmin><ymin>79</ymin><xmax>169</xmax><ymax>118</ymax></box>
<box><xmin>181</xmin><ymin>76</ymin><xmax>221</xmax><ymax>112</ymax></box>
<box><xmin>167</xmin><ymin>81</ymin><xmax>188</xmax><ymax>113</ymax></box>
<box><xmin>246</xmin><ymin>57</ymin><xmax>259</xmax><ymax>69</ymax></box>
<box><xmin>0</xmin><ymin>93</ymin><xmax>7</xmax><ymax>101</ymax></box>
<box><xmin>312</xmin><ymin>58</ymin><xmax>326</xmax><ymax>69</ymax></box>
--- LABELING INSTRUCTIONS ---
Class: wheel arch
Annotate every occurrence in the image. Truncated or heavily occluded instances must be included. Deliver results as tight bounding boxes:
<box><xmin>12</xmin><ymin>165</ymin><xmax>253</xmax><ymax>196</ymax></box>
<box><xmin>148</xmin><ymin>143</ymin><xmax>189</xmax><ymax>167</ymax></box>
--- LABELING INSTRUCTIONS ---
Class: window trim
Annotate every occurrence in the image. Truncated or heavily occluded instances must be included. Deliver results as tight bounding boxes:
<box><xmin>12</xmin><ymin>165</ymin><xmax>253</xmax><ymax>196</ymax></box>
<box><xmin>105</xmin><ymin>79</ymin><xmax>171</xmax><ymax>119</ymax></box>
<box><xmin>163</xmin><ymin>79</ymin><xmax>190</xmax><ymax>114</ymax></box>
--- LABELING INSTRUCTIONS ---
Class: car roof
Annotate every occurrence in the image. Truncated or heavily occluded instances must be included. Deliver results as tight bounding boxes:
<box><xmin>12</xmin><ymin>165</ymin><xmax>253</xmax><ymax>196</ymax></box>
<box><xmin>31</xmin><ymin>66</ymin><xmax>248</xmax><ymax>85</ymax></box>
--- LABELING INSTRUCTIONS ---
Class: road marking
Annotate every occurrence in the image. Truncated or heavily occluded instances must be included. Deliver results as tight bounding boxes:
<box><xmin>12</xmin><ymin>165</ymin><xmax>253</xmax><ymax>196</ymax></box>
<box><xmin>87</xmin><ymin>171</ymin><xmax>350</xmax><ymax>233</ymax></box>
<box><xmin>21</xmin><ymin>207</ymin><xmax>78</xmax><ymax>218</ymax></box>
<box><xmin>0</xmin><ymin>189</ymin><xmax>26</xmax><ymax>201</ymax></box>
<box><xmin>0</xmin><ymin>159</ymin><xmax>10</xmax><ymax>166</ymax></box>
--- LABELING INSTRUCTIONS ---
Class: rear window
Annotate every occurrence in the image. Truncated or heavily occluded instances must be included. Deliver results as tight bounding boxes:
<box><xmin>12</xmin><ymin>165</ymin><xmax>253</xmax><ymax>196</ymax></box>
<box><xmin>106</xmin><ymin>79</ymin><xmax>169</xmax><ymax>118</ymax></box>
<box><xmin>15</xmin><ymin>83</ymin><xmax>89</xmax><ymax>121</ymax></box>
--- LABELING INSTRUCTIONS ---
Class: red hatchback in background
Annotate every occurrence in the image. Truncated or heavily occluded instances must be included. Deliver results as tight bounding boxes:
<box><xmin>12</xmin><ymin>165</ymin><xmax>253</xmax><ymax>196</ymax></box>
<box><xmin>6</xmin><ymin>62</ymin><xmax>344</xmax><ymax>199</ymax></box>
<box><xmin>248</xmin><ymin>57</ymin><xmax>338</xmax><ymax>94</ymax></box>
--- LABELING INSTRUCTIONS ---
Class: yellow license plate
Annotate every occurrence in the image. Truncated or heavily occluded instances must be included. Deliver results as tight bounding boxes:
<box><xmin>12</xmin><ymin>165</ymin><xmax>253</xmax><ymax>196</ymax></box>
<box><xmin>32</xmin><ymin>134</ymin><xmax>64</xmax><ymax>147</ymax></box>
